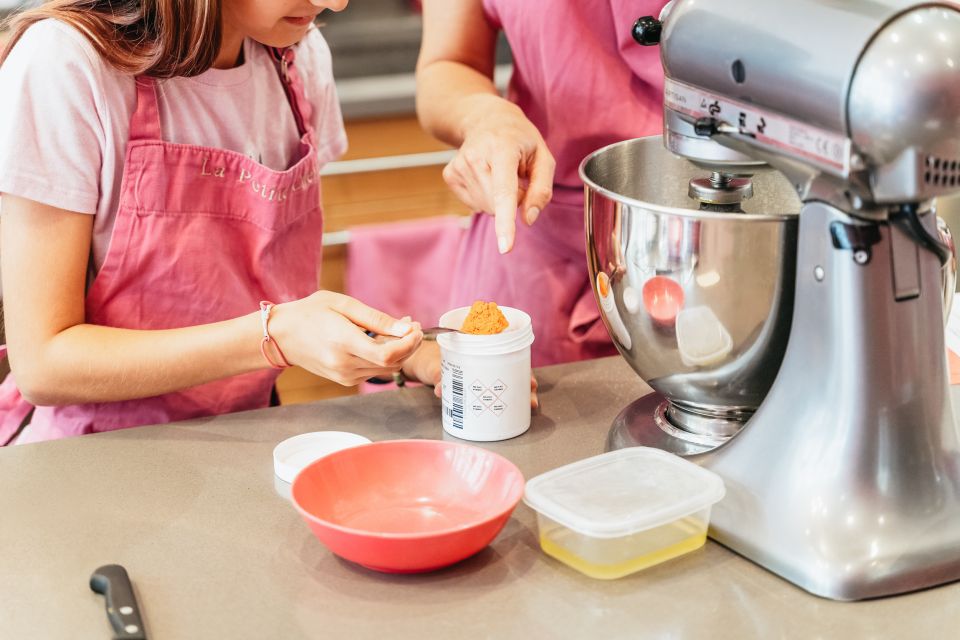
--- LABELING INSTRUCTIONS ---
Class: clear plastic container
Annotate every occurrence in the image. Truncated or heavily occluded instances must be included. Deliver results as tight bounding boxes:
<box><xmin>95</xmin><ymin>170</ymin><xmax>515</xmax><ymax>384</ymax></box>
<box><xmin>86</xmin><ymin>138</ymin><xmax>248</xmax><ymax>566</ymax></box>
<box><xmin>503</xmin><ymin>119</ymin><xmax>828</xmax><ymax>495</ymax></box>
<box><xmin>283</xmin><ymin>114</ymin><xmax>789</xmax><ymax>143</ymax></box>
<box><xmin>524</xmin><ymin>447</ymin><xmax>725</xmax><ymax>579</ymax></box>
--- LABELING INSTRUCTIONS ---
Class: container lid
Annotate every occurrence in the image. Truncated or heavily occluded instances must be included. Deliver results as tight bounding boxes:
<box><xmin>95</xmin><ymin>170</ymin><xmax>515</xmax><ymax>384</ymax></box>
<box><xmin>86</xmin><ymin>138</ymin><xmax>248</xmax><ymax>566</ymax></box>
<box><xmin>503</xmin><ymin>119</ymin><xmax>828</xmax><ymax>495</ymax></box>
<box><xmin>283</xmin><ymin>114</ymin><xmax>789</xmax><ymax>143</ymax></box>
<box><xmin>437</xmin><ymin>306</ymin><xmax>535</xmax><ymax>355</ymax></box>
<box><xmin>273</xmin><ymin>431</ymin><xmax>372</xmax><ymax>484</ymax></box>
<box><xmin>523</xmin><ymin>447</ymin><xmax>725</xmax><ymax>538</ymax></box>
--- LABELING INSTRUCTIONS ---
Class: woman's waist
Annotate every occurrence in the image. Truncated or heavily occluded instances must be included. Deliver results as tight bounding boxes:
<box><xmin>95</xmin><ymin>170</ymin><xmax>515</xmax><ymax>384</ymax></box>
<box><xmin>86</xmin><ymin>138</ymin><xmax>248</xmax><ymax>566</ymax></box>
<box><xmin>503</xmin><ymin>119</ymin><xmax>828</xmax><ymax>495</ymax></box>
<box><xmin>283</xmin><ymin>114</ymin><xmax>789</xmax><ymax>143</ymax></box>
<box><xmin>513</xmin><ymin>190</ymin><xmax>588</xmax><ymax>258</ymax></box>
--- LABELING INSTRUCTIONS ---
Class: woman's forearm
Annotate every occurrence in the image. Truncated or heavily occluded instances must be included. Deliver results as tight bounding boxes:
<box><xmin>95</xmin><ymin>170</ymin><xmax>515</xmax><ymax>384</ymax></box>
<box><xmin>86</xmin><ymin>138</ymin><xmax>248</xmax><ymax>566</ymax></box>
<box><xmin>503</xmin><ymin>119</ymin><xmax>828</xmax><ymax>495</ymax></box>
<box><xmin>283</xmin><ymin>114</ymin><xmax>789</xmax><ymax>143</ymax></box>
<box><xmin>416</xmin><ymin>60</ymin><xmax>513</xmax><ymax>146</ymax></box>
<box><xmin>15</xmin><ymin>312</ymin><xmax>267</xmax><ymax>406</ymax></box>
<box><xmin>415</xmin><ymin>0</ymin><xmax>557</xmax><ymax>250</ymax></box>
<box><xmin>416</xmin><ymin>0</ymin><xmax>519</xmax><ymax>146</ymax></box>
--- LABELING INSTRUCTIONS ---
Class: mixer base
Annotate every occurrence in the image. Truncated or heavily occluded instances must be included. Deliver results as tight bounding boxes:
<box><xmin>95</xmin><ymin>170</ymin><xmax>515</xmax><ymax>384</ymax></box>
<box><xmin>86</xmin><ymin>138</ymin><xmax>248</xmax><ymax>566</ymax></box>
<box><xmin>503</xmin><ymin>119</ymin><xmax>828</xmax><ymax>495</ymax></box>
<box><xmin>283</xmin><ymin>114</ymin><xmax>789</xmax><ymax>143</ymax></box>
<box><xmin>606</xmin><ymin>393</ymin><xmax>729</xmax><ymax>456</ymax></box>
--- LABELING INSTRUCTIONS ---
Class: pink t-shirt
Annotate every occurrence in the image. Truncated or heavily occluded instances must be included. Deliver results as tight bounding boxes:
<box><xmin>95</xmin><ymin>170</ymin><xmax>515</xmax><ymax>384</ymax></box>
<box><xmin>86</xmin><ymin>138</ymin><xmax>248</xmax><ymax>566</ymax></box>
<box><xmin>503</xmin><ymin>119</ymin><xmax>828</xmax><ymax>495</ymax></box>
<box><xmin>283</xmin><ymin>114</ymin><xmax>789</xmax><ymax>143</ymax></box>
<box><xmin>0</xmin><ymin>19</ymin><xmax>347</xmax><ymax>273</ymax></box>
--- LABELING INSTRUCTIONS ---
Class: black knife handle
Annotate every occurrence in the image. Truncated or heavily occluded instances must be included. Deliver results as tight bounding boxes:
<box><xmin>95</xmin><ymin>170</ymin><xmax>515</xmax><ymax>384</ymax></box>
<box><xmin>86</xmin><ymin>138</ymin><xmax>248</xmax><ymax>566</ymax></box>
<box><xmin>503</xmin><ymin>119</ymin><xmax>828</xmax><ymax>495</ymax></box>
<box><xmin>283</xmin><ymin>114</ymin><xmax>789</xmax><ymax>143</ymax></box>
<box><xmin>90</xmin><ymin>565</ymin><xmax>147</xmax><ymax>640</ymax></box>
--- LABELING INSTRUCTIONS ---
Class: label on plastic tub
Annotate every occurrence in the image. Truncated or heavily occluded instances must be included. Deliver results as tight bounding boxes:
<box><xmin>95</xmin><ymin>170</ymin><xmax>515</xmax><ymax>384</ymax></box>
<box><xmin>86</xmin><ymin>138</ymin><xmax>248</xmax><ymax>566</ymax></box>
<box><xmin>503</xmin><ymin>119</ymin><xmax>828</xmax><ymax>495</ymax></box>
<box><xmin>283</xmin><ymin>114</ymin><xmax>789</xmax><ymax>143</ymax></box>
<box><xmin>442</xmin><ymin>361</ymin><xmax>510</xmax><ymax>424</ymax></box>
<box><xmin>442</xmin><ymin>360</ymin><xmax>467</xmax><ymax>430</ymax></box>
<box><xmin>440</xmin><ymin>358</ymin><xmax>528</xmax><ymax>441</ymax></box>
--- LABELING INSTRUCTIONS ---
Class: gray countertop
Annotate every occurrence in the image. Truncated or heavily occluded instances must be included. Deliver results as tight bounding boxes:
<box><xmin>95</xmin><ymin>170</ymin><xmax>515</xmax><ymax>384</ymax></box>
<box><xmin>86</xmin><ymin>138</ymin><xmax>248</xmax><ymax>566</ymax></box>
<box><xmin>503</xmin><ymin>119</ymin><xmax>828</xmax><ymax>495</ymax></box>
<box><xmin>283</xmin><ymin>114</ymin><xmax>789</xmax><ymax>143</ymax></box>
<box><xmin>3</xmin><ymin>356</ymin><xmax>960</xmax><ymax>639</ymax></box>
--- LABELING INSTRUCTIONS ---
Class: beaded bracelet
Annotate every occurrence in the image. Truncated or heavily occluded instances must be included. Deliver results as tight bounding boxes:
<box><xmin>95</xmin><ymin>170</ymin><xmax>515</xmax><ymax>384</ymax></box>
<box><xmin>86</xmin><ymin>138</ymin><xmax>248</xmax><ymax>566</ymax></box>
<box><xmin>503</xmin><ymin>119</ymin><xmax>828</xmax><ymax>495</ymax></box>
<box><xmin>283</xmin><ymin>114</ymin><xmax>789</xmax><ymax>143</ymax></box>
<box><xmin>259</xmin><ymin>301</ymin><xmax>291</xmax><ymax>369</ymax></box>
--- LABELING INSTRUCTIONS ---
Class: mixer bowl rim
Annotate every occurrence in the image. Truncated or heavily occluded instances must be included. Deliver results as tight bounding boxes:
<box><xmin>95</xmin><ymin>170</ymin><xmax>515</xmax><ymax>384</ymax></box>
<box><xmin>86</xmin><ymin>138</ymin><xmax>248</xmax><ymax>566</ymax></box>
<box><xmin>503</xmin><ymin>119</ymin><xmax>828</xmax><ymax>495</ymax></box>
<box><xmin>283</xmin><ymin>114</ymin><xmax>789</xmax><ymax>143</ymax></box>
<box><xmin>578</xmin><ymin>136</ymin><xmax>799</xmax><ymax>223</ymax></box>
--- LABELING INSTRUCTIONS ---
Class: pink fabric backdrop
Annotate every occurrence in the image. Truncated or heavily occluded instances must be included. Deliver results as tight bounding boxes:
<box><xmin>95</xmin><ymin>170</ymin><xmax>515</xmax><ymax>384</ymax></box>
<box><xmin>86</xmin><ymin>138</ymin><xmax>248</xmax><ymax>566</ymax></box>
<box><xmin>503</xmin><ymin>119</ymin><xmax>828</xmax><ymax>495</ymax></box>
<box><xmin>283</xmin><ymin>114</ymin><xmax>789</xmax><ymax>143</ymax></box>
<box><xmin>345</xmin><ymin>215</ymin><xmax>466</xmax><ymax>393</ymax></box>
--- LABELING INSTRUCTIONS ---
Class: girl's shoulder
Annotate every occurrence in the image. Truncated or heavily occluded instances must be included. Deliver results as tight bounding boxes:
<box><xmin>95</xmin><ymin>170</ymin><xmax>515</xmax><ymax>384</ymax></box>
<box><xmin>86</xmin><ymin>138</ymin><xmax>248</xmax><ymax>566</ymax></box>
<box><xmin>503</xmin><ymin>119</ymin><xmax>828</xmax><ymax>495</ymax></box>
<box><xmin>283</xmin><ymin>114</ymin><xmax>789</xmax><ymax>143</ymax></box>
<box><xmin>289</xmin><ymin>27</ymin><xmax>346</xmax><ymax>163</ymax></box>
<box><xmin>4</xmin><ymin>18</ymin><xmax>120</xmax><ymax>81</ymax></box>
<box><xmin>293</xmin><ymin>26</ymin><xmax>335</xmax><ymax>76</ymax></box>
<box><xmin>0</xmin><ymin>20</ymin><xmax>133</xmax><ymax>217</ymax></box>
<box><xmin>2</xmin><ymin>17</ymin><xmax>133</xmax><ymax>119</ymax></box>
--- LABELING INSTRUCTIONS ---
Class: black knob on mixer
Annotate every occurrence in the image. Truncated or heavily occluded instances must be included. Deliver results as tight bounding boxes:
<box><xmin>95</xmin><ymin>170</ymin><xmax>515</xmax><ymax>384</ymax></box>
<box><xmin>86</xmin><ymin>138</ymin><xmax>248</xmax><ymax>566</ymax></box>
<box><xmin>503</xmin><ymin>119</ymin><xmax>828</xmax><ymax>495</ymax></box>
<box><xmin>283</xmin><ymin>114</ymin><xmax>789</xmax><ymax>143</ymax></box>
<box><xmin>632</xmin><ymin>16</ymin><xmax>662</xmax><ymax>46</ymax></box>
<box><xmin>694</xmin><ymin>118</ymin><xmax>719</xmax><ymax>137</ymax></box>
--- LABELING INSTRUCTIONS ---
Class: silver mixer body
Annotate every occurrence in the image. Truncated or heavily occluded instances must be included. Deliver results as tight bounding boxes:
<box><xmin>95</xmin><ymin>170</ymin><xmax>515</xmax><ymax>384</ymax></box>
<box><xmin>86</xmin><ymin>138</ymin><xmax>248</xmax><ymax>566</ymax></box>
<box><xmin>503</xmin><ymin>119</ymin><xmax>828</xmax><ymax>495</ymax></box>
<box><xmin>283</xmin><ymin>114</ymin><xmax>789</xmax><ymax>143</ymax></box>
<box><xmin>589</xmin><ymin>0</ymin><xmax>960</xmax><ymax>599</ymax></box>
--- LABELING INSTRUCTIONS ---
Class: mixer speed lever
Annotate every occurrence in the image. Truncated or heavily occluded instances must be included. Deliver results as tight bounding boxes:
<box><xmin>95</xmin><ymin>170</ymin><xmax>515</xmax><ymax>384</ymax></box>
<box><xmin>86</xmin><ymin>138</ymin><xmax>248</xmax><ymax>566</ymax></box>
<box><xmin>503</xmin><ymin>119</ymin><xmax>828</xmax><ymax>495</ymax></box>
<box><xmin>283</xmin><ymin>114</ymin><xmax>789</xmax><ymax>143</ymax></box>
<box><xmin>830</xmin><ymin>221</ymin><xmax>881</xmax><ymax>265</ymax></box>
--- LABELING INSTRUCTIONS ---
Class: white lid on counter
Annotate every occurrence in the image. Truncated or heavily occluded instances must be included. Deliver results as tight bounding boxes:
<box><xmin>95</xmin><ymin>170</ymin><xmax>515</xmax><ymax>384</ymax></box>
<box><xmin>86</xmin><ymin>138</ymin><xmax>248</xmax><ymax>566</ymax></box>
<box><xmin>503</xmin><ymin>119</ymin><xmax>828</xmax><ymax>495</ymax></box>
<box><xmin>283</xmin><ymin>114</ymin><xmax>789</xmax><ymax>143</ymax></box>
<box><xmin>523</xmin><ymin>447</ymin><xmax>725</xmax><ymax>539</ymax></box>
<box><xmin>273</xmin><ymin>431</ymin><xmax>372</xmax><ymax>484</ymax></box>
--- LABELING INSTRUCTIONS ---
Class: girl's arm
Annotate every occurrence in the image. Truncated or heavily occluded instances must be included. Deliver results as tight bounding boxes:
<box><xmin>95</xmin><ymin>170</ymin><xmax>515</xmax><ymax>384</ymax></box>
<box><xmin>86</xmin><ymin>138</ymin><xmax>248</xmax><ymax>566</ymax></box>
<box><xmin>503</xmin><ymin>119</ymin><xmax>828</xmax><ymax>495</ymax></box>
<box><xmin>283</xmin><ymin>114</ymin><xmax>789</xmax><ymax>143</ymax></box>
<box><xmin>1</xmin><ymin>195</ymin><xmax>421</xmax><ymax>406</ymax></box>
<box><xmin>416</xmin><ymin>0</ymin><xmax>556</xmax><ymax>255</ymax></box>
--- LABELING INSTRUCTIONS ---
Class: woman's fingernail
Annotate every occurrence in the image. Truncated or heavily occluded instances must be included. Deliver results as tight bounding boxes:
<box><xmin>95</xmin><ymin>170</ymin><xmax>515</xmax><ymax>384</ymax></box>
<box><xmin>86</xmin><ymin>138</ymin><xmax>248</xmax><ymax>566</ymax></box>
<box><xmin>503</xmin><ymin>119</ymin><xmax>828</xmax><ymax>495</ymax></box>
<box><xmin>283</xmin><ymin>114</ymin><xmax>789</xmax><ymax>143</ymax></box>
<box><xmin>391</xmin><ymin>322</ymin><xmax>413</xmax><ymax>336</ymax></box>
<box><xmin>527</xmin><ymin>207</ymin><xmax>540</xmax><ymax>224</ymax></box>
<box><xmin>498</xmin><ymin>236</ymin><xmax>510</xmax><ymax>254</ymax></box>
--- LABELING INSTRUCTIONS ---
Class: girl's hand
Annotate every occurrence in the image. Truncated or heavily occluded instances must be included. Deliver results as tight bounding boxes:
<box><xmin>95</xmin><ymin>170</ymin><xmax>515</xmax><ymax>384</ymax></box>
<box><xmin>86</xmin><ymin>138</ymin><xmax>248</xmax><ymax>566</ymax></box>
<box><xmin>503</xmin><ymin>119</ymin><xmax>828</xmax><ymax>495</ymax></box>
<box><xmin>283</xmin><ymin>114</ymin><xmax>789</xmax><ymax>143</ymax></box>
<box><xmin>443</xmin><ymin>95</ymin><xmax>556</xmax><ymax>254</ymax></box>
<box><xmin>271</xmin><ymin>292</ymin><xmax>423</xmax><ymax>386</ymax></box>
<box><xmin>403</xmin><ymin>340</ymin><xmax>540</xmax><ymax>410</ymax></box>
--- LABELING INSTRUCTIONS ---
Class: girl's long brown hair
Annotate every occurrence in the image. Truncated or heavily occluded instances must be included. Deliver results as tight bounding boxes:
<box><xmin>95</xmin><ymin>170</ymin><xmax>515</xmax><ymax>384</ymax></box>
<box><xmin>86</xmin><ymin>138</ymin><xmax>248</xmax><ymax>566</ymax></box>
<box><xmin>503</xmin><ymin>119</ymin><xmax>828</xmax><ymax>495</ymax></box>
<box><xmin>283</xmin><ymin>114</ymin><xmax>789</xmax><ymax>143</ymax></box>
<box><xmin>1</xmin><ymin>0</ymin><xmax>222</xmax><ymax>77</ymax></box>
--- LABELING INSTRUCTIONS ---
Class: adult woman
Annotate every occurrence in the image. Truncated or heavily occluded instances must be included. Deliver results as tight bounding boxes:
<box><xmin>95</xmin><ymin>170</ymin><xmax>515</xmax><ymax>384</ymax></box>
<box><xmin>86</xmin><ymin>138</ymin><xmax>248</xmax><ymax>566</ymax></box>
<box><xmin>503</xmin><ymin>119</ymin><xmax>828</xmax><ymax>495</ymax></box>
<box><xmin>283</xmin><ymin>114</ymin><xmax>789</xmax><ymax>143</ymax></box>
<box><xmin>417</xmin><ymin>0</ymin><xmax>668</xmax><ymax>366</ymax></box>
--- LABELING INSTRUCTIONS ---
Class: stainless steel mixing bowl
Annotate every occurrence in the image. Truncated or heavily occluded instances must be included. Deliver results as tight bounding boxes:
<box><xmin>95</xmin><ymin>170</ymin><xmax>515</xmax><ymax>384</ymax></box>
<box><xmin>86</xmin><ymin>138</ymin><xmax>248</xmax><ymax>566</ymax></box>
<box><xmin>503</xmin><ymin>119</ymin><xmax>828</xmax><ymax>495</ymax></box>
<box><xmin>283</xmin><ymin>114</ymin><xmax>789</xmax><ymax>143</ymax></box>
<box><xmin>581</xmin><ymin>136</ymin><xmax>802</xmax><ymax>438</ymax></box>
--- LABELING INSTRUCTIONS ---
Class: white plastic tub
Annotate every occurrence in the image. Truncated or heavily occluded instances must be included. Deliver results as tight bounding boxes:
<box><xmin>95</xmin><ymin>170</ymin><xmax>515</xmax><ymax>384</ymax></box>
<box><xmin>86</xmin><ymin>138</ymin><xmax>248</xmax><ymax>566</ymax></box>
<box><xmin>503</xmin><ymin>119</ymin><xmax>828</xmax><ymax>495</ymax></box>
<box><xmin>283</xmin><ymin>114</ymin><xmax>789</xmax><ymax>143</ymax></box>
<box><xmin>436</xmin><ymin>306</ymin><xmax>534</xmax><ymax>442</ymax></box>
<box><xmin>524</xmin><ymin>447</ymin><xmax>725</xmax><ymax>579</ymax></box>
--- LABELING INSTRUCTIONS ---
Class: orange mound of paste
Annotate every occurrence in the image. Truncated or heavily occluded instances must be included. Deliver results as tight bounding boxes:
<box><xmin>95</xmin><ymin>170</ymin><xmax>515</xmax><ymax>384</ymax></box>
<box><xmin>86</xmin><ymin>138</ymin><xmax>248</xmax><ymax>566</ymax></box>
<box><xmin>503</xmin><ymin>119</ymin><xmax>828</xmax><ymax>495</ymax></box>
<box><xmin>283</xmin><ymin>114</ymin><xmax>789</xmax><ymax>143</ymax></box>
<box><xmin>461</xmin><ymin>301</ymin><xmax>510</xmax><ymax>335</ymax></box>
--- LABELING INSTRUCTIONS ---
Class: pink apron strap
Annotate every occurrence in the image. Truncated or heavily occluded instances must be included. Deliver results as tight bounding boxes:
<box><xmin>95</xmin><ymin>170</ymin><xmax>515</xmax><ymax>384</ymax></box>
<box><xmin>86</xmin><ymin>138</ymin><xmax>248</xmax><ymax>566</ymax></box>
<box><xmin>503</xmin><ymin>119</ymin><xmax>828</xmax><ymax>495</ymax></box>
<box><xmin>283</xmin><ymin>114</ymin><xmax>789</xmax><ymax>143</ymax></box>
<box><xmin>0</xmin><ymin>345</ymin><xmax>34</xmax><ymax>446</ymax></box>
<box><xmin>267</xmin><ymin>46</ymin><xmax>314</xmax><ymax>138</ymax></box>
<box><xmin>129</xmin><ymin>77</ymin><xmax>163</xmax><ymax>142</ymax></box>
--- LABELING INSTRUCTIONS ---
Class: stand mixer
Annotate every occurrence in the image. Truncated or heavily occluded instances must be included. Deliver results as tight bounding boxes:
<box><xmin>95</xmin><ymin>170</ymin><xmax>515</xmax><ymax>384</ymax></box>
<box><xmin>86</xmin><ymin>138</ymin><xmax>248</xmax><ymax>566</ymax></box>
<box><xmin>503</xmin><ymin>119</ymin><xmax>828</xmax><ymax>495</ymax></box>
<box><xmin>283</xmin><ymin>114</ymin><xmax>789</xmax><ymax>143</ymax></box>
<box><xmin>582</xmin><ymin>0</ymin><xmax>960</xmax><ymax>599</ymax></box>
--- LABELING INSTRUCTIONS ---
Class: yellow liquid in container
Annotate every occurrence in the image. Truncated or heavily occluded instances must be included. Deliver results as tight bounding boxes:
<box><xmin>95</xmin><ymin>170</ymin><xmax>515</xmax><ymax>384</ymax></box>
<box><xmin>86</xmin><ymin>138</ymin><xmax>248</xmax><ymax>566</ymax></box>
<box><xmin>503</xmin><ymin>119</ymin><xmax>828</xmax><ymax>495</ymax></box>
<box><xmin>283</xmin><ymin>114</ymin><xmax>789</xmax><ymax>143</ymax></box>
<box><xmin>538</xmin><ymin>516</ymin><xmax>707</xmax><ymax>580</ymax></box>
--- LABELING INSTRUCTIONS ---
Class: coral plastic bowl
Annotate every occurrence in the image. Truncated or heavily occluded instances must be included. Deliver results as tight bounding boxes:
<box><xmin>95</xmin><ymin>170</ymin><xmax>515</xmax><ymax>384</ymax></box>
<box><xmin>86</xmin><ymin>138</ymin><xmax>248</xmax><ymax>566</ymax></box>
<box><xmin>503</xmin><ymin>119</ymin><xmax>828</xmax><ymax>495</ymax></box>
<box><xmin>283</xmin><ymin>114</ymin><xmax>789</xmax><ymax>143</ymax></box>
<box><xmin>291</xmin><ymin>440</ymin><xmax>525</xmax><ymax>573</ymax></box>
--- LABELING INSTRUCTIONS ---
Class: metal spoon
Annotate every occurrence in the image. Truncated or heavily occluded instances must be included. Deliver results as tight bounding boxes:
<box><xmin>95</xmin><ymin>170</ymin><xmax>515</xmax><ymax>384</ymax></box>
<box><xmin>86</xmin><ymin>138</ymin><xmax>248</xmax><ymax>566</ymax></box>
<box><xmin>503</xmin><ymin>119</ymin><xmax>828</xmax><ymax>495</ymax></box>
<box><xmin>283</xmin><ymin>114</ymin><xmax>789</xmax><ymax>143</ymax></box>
<box><xmin>421</xmin><ymin>326</ymin><xmax>463</xmax><ymax>340</ymax></box>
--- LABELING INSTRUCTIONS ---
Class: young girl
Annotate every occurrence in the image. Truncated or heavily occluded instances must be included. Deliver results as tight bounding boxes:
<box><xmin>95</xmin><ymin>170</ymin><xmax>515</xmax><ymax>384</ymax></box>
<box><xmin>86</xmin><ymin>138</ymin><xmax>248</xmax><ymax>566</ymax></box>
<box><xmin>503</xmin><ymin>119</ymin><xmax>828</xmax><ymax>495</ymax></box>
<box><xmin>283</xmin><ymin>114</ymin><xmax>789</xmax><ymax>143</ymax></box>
<box><xmin>0</xmin><ymin>0</ymin><xmax>441</xmax><ymax>444</ymax></box>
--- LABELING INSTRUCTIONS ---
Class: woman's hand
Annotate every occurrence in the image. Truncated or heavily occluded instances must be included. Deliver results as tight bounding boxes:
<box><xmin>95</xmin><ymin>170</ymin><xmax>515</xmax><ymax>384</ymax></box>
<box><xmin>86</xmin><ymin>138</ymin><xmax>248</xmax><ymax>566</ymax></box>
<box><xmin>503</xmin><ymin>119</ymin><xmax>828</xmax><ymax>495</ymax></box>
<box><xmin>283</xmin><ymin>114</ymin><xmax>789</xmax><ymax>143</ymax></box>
<box><xmin>271</xmin><ymin>292</ymin><xmax>423</xmax><ymax>387</ymax></box>
<box><xmin>416</xmin><ymin>0</ymin><xmax>555</xmax><ymax>255</ymax></box>
<box><xmin>402</xmin><ymin>340</ymin><xmax>540</xmax><ymax>409</ymax></box>
<box><xmin>442</xmin><ymin>95</ymin><xmax>556</xmax><ymax>254</ymax></box>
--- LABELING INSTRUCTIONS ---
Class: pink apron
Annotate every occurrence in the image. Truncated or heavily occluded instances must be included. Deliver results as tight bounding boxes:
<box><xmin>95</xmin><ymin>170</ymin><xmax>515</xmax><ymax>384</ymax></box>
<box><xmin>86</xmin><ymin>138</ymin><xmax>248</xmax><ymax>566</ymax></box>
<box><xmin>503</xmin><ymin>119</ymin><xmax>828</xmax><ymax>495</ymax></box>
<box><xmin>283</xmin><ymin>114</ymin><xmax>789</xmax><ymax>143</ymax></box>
<box><xmin>0</xmin><ymin>46</ymin><xmax>324</xmax><ymax>445</ymax></box>
<box><xmin>450</xmin><ymin>0</ymin><xmax>668</xmax><ymax>366</ymax></box>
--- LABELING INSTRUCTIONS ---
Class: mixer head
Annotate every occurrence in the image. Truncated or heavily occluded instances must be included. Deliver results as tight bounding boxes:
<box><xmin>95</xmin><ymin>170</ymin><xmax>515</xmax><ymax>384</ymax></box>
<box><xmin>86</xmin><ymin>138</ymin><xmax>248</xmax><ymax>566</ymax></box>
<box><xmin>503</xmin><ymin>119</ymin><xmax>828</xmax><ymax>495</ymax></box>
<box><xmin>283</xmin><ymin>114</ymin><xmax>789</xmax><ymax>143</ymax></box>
<box><xmin>638</xmin><ymin>0</ymin><xmax>960</xmax><ymax>217</ymax></box>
